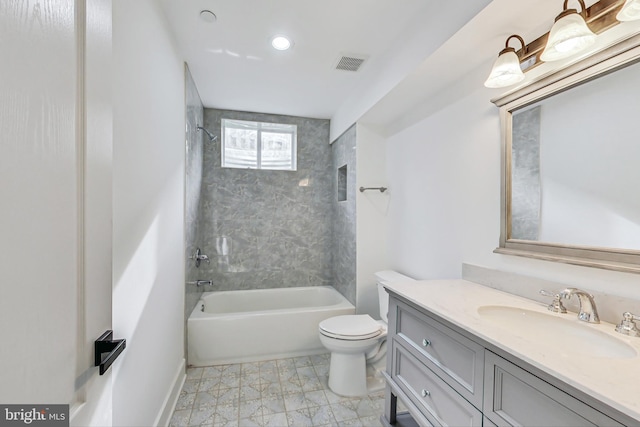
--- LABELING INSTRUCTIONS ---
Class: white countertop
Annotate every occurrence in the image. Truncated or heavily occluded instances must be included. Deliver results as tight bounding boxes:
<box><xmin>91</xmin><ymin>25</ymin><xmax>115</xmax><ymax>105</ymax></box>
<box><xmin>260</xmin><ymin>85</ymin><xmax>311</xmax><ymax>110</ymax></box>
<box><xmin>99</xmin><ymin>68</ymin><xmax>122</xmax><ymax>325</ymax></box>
<box><xmin>384</xmin><ymin>279</ymin><xmax>640</xmax><ymax>422</ymax></box>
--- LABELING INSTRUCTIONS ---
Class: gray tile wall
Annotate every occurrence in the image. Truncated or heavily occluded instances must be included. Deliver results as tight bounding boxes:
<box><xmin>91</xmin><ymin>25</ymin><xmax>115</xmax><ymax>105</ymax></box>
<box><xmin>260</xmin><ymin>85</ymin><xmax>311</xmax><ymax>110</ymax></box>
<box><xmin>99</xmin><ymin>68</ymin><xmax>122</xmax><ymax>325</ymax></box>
<box><xmin>511</xmin><ymin>106</ymin><xmax>541</xmax><ymax>240</ymax></box>
<box><xmin>185</xmin><ymin>66</ymin><xmax>205</xmax><ymax>320</ymax></box>
<box><xmin>198</xmin><ymin>109</ymin><xmax>333</xmax><ymax>291</ymax></box>
<box><xmin>331</xmin><ymin>125</ymin><xmax>357</xmax><ymax>304</ymax></box>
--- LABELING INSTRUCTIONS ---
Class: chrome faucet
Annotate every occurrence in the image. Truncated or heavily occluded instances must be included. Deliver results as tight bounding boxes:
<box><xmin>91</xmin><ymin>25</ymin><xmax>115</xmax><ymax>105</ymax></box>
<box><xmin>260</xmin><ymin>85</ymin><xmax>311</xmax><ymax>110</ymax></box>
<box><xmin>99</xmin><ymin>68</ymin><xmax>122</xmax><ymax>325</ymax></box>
<box><xmin>186</xmin><ymin>280</ymin><xmax>212</xmax><ymax>287</ymax></box>
<box><xmin>560</xmin><ymin>288</ymin><xmax>600</xmax><ymax>323</ymax></box>
<box><xmin>190</xmin><ymin>248</ymin><xmax>210</xmax><ymax>268</ymax></box>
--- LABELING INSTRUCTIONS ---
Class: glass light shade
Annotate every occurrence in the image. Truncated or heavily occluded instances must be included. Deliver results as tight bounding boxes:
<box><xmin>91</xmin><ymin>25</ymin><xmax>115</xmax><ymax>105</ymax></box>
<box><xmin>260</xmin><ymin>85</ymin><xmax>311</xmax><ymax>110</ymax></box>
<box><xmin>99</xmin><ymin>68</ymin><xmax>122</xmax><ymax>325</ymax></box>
<box><xmin>541</xmin><ymin>12</ymin><xmax>596</xmax><ymax>62</ymax></box>
<box><xmin>617</xmin><ymin>0</ymin><xmax>640</xmax><ymax>21</ymax></box>
<box><xmin>484</xmin><ymin>49</ymin><xmax>525</xmax><ymax>88</ymax></box>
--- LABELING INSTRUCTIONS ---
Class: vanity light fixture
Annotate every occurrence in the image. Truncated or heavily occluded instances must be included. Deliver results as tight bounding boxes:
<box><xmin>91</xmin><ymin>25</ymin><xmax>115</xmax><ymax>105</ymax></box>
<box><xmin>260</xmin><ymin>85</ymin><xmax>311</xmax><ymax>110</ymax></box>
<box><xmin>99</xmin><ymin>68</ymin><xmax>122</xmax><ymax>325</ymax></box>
<box><xmin>484</xmin><ymin>0</ymin><xmax>628</xmax><ymax>90</ymax></box>
<box><xmin>484</xmin><ymin>35</ymin><xmax>526</xmax><ymax>88</ymax></box>
<box><xmin>540</xmin><ymin>0</ymin><xmax>597</xmax><ymax>62</ymax></box>
<box><xmin>617</xmin><ymin>0</ymin><xmax>640</xmax><ymax>21</ymax></box>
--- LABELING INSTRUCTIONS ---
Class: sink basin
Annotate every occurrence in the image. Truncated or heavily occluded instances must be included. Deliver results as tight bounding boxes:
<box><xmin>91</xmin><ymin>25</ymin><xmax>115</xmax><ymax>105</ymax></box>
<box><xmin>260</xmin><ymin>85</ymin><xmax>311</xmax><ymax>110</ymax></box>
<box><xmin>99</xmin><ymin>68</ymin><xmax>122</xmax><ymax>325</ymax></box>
<box><xmin>477</xmin><ymin>305</ymin><xmax>637</xmax><ymax>359</ymax></box>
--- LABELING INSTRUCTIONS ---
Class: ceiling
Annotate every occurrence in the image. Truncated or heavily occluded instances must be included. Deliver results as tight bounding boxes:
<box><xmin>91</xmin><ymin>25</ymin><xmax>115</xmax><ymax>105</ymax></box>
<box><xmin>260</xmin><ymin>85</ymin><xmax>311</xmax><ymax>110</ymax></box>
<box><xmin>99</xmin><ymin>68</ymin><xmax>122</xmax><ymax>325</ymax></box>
<box><xmin>158</xmin><ymin>0</ymin><xmax>486</xmax><ymax>120</ymax></box>
<box><xmin>158</xmin><ymin>0</ymin><xmax>638</xmax><ymax>137</ymax></box>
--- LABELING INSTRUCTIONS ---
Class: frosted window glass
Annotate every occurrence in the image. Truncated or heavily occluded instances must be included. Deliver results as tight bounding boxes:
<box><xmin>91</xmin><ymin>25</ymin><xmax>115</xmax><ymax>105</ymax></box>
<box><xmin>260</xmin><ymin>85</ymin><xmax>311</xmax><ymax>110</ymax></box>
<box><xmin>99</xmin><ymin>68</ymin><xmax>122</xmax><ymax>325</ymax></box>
<box><xmin>261</xmin><ymin>131</ymin><xmax>294</xmax><ymax>170</ymax></box>
<box><xmin>223</xmin><ymin>127</ymin><xmax>258</xmax><ymax>169</ymax></box>
<box><xmin>222</xmin><ymin>119</ymin><xmax>297</xmax><ymax>170</ymax></box>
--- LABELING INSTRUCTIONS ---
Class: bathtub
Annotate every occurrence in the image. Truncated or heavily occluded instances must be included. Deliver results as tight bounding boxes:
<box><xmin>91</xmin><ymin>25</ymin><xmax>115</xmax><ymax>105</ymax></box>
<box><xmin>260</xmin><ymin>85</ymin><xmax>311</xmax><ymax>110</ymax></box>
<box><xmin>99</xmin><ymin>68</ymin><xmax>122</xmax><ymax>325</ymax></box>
<box><xmin>187</xmin><ymin>286</ymin><xmax>355</xmax><ymax>366</ymax></box>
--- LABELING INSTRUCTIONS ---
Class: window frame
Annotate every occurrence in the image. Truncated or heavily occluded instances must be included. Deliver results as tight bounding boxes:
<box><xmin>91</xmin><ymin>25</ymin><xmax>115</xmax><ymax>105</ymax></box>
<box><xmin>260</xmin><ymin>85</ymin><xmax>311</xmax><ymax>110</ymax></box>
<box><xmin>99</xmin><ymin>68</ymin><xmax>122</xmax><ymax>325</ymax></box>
<box><xmin>221</xmin><ymin>118</ymin><xmax>297</xmax><ymax>171</ymax></box>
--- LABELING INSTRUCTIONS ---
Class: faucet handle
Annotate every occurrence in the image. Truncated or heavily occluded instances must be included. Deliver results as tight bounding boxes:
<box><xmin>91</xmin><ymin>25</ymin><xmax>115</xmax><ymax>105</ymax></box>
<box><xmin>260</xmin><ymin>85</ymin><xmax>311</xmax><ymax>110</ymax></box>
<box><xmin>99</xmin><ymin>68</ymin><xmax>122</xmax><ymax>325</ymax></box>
<box><xmin>615</xmin><ymin>312</ymin><xmax>640</xmax><ymax>337</ymax></box>
<box><xmin>558</xmin><ymin>287</ymin><xmax>579</xmax><ymax>299</ymax></box>
<box><xmin>539</xmin><ymin>290</ymin><xmax>567</xmax><ymax>313</ymax></box>
<box><xmin>191</xmin><ymin>248</ymin><xmax>211</xmax><ymax>268</ymax></box>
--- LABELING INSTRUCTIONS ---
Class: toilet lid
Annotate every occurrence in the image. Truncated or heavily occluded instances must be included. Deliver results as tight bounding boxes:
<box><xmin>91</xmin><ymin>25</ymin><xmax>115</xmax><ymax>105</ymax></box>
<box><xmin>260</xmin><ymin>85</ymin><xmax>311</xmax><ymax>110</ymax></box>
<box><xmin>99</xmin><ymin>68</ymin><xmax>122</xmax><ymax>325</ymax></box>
<box><xmin>319</xmin><ymin>315</ymin><xmax>382</xmax><ymax>340</ymax></box>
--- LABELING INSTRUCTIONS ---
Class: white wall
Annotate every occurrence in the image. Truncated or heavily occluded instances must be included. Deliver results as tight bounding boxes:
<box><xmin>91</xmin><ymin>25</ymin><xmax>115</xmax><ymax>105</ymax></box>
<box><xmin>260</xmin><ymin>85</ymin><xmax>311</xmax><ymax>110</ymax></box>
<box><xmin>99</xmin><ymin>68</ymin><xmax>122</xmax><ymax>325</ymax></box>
<box><xmin>385</xmin><ymin>87</ymin><xmax>494</xmax><ymax>280</ymax></box>
<box><xmin>356</xmin><ymin>124</ymin><xmax>390</xmax><ymax>317</ymax></box>
<box><xmin>385</xmin><ymin>70</ymin><xmax>640</xmax><ymax>304</ymax></box>
<box><xmin>112</xmin><ymin>1</ymin><xmax>186</xmax><ymax>426</ymax></box>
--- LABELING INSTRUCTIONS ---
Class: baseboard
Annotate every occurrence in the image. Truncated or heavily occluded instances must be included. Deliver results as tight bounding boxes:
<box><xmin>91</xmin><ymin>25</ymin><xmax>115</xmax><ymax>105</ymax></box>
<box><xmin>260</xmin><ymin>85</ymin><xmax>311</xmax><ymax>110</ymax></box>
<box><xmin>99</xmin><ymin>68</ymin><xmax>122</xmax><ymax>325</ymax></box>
<box><xmin>189</xmin><ymin>348</ymin><xmax>328</xmax><ymax>367</ymax></box>
<box><xmin>154</xmin><ymin>358</ymin><xmax>186</xmax><ymax>427</ymax></box>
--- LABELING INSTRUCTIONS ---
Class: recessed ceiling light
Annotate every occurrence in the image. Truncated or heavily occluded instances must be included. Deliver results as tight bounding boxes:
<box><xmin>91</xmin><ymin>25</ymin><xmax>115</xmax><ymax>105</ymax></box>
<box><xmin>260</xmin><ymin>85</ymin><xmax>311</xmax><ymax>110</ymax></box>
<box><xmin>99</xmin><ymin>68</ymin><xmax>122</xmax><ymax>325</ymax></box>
<box><xmin>271</xmin><ymin>35</ymin><xmax>293</xmax><ymax>51</ymax></box>
<box><xmin>199</xmin><ymin>10</ymin><xmax>217</xmax><ymax>23</ymax></box>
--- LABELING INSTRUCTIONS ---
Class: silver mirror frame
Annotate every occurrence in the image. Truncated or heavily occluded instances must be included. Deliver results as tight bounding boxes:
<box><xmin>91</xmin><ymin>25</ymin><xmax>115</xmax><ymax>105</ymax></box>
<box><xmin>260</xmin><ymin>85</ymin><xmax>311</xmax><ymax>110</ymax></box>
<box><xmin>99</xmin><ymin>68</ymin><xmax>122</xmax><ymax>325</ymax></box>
<box><xmin>492</xmin><ymin>32</ymin><xmax>640</xmax><ymax>274</ymax></box>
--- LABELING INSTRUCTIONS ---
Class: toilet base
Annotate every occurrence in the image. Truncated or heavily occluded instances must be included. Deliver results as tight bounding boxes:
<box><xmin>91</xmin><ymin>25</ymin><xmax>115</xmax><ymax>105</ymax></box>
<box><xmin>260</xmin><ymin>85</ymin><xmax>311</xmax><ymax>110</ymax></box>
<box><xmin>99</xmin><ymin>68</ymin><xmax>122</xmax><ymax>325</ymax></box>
<box><xmin>328</xmin><ymin>352</ymin><xmax>368</xmax><ymax>397</ymax></box>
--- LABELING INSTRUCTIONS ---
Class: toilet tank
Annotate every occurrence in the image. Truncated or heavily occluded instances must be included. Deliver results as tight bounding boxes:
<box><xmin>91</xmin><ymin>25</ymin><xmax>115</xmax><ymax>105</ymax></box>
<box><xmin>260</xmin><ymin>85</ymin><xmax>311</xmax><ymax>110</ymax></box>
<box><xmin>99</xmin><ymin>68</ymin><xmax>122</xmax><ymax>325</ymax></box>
<box><xmin>375</xmin><ymin>270</ymin><xmax>415</xmax><ymax>323</ymax></box>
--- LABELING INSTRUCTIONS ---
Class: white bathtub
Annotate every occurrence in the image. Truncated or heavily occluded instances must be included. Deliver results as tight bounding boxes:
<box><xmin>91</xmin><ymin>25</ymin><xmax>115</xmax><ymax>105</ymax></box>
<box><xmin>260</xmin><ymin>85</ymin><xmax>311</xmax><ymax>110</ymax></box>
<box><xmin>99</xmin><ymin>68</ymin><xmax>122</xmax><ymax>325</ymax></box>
<box><xmin>187</xmin><ymin>286</ymin><xmax>355</xmax><ymax>366</ymax></box>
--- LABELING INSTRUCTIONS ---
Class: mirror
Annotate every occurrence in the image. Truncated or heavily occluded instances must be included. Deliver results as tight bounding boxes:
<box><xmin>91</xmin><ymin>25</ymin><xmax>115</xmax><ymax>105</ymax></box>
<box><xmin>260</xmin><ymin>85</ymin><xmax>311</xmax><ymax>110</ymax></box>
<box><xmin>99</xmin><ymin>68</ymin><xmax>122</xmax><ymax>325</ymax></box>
<box><xmin>493</xmin><ymin>32</ymin><xmax>640</xmax><ymax>273</ymax></box>
<box><xmin>511</xmin><ymin>61</ymin><xmax>640</xmax><ymax>249</ymax></box>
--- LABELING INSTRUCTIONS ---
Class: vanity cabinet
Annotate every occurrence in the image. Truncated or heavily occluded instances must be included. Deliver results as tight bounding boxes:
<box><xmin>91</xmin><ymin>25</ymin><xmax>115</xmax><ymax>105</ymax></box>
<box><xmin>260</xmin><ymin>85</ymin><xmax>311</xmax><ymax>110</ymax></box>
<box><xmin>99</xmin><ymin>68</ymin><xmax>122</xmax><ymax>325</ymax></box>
<box><xmin>383</xmin><ymin>292</ymin><xmax>630</xmax><ymax>427</ymax></box>
<box><xmin>484</xmin><ymin>351</ymin><xmax>623</xmax><ymax>427</ymax></box>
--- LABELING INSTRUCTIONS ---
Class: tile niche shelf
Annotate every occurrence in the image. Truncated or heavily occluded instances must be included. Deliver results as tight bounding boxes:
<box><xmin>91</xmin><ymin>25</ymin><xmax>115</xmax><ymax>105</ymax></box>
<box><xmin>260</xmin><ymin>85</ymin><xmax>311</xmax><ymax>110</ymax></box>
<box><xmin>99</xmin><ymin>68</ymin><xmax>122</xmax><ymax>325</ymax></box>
<box><xmin>337</xmin><ymin>165</ymin><xmax>347</xmax><ymax>202</ymax></box>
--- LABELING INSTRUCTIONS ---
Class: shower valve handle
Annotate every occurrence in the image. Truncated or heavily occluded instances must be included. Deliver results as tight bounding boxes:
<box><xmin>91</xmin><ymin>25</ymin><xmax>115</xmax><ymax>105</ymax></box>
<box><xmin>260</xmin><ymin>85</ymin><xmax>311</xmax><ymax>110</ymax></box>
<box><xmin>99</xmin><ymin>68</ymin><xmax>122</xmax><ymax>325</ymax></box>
<box><xmin>191</xmin><ymin>248</ymin><xmax>210</xmax><ymax>267</ymax></box>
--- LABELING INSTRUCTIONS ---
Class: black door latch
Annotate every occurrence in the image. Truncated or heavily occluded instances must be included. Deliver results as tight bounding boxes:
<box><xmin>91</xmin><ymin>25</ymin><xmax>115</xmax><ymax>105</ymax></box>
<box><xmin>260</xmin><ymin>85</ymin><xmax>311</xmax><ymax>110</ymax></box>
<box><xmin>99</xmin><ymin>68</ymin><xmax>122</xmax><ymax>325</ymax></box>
<box><xmin>94</xmin><ymin>330</ymin><xmax>126</xmax><ymax>375</ymax></box>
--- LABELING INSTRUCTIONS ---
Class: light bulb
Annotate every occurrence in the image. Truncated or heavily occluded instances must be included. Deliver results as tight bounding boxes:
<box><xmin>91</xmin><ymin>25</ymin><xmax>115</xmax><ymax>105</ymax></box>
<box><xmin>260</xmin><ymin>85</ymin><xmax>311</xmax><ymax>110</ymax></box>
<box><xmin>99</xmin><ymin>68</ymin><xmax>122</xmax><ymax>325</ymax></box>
<box><xmin>271</xmin><ymin>36</ymin><xmax>292</xmax><ymax>51</ymax></box>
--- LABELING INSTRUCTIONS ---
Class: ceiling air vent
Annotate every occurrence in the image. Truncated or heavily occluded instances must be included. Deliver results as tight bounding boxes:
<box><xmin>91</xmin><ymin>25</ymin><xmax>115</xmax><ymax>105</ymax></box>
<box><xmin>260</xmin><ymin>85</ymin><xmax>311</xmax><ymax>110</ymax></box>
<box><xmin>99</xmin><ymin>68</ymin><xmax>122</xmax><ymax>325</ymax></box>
<box><xmin>334</xmin><ymin>54</ymin><xmax>368</xmax><ymax>72</ymax></box>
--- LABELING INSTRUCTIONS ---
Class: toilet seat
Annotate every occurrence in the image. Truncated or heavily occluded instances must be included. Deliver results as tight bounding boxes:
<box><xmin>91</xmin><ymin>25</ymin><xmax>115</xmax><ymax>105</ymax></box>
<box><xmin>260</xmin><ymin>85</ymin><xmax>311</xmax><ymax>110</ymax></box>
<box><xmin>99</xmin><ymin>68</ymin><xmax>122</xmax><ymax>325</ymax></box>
<box><xmin>319</xmin><ymin>315</ymin><xmax>382</xmax><ymax>340</ymax></box>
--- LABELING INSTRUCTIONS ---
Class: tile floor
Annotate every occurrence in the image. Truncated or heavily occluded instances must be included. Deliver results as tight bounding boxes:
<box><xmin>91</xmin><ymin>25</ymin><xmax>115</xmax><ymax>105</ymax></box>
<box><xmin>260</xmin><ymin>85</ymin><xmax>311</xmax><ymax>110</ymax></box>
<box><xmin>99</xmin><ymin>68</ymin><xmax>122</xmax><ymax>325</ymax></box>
<box><xmin>170</xmin><ymin>354</ymin><xmax>391</xmax><ymax>427</ymax></box>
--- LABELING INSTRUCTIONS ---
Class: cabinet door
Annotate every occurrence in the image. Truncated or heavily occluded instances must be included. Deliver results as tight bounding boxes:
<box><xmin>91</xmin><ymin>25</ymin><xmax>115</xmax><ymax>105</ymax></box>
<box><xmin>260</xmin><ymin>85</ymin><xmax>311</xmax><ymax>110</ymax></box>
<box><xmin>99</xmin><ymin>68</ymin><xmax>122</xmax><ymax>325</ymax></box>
<box><xmin>484</xmin><ymin>351</ymin><xmax>623</xmax><ymax>427</ymax></box>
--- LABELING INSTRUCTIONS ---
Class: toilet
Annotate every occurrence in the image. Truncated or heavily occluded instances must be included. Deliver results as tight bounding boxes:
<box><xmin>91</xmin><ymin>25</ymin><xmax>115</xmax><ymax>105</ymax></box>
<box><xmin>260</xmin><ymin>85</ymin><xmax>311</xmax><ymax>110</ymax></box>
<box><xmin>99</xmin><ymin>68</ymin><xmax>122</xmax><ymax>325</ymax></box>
<box><xmin>318</xmin><ymin>270</ymin><xmax>414</xmax><ymax>396</ymax></box>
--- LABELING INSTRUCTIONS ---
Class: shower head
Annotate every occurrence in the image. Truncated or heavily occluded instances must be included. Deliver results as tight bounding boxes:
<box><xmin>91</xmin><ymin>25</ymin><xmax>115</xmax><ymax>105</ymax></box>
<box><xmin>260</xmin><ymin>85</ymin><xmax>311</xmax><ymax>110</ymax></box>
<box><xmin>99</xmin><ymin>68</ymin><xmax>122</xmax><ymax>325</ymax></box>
<box><xmin>197</xmin><ymin>126</ymin><xmax>218</xmax><ymax>142</ymax></box>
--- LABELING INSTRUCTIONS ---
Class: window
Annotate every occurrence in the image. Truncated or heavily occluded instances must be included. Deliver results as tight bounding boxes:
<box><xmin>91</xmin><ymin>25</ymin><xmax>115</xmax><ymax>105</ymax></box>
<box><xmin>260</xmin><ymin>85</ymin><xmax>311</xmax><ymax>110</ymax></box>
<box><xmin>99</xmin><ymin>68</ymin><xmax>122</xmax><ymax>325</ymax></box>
<box><xmin>221</xmin><ymin>119</ymin><xmax>297</xmax><ymax>170</ymax></box>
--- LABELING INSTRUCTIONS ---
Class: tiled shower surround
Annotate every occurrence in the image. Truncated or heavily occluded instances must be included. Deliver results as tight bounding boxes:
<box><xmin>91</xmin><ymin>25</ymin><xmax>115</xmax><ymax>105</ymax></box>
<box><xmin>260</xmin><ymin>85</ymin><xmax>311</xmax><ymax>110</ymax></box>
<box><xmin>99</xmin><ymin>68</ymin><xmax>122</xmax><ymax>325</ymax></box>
<box><xmin>185</xmin><ymin>66</ymin><xmax>205</xmax><ymax>318</ymax></box>
<box><xmin>198</xmin><ymin>109</ymin><xmax>335</xmax><ymax>292</ymax></box>
<box><xmin>331</xmin><ymin>126</ymin><xmax>357</xmax><ymax>304</ymax></box>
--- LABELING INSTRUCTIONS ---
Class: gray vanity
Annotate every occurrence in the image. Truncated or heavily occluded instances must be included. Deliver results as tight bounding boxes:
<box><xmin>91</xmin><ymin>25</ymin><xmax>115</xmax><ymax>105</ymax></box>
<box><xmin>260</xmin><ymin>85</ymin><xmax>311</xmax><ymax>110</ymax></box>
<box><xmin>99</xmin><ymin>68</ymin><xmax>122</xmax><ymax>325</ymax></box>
<box><xmin>381</xmin><ymin>280</ymin><xmax>640</xmax><ymax>427</ymax></box>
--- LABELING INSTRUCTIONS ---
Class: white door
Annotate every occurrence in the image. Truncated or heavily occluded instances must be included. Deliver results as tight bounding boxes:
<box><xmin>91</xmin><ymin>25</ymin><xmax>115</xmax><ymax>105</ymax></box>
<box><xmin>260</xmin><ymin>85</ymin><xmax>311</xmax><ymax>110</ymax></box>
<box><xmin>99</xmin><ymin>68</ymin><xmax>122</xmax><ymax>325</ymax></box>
<box><xmin>0</xmin><ymin>1</ymin><xmax>114</xmax><ymax>425</ymax></box>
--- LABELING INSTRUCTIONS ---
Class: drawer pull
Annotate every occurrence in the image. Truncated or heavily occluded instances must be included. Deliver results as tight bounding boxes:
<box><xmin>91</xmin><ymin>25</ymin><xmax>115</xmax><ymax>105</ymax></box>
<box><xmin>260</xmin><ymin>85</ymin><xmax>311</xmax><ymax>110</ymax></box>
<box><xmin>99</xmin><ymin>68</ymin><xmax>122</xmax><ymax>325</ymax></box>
<box><xmin>422</xmin><ymin>339</ymin><xmax>431</xmax><ymax>347</ymax></box>
<box><xmin>421</xmin><ymin>389</ymin><xmax>431</xmax><ymax>397</ymax></box>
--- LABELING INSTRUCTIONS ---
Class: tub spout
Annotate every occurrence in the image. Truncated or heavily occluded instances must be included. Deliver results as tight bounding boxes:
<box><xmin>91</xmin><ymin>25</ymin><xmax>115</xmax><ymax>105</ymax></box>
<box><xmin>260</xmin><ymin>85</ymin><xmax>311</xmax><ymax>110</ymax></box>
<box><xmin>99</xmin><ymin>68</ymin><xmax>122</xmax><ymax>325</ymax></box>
<box><xmin>187</xmin><ymin>280</ymin><xmax>212</xmax><ymax>287</ymax></box>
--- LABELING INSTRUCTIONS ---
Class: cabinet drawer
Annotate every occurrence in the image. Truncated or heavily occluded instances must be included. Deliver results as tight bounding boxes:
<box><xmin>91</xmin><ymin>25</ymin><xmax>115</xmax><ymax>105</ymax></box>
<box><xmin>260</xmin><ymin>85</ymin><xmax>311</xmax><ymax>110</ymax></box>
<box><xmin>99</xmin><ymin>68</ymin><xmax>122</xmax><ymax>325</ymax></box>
<box><xmin>395</xmin><ymin>301</ymin><xmax>484</xmax><ymax>407</ymax></box>
<box><xmin>392</xmin><ymin>343</ymin><xmax>483</xmax><ymax>427</ymax></box>
<box><xmin>484</xmin><ymin>351</ymin><xmax>623</xmax><ymax>427</ymax></box>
